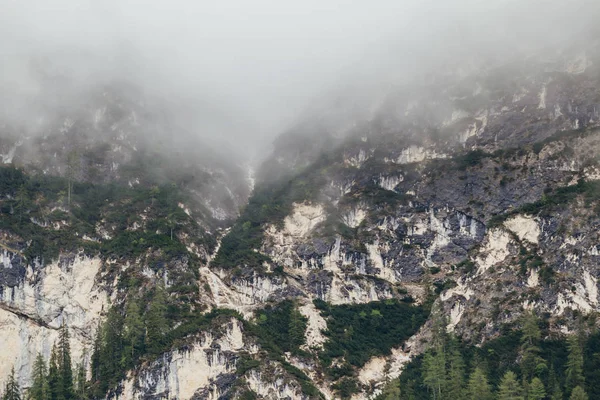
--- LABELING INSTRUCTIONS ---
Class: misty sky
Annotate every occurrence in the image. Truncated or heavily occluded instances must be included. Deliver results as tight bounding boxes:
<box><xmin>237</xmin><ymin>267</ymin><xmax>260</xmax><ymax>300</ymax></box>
<box><xmin>1</xmin><ymin>0</ymin><xmax>599</xmax><ymax>156</ymax></box>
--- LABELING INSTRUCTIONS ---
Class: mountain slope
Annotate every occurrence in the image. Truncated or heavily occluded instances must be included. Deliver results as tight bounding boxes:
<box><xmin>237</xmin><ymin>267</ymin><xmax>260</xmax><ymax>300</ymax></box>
<box><xmin>2</xmin><ymin>36</ymin><xmax>600</xmax><ymax>400</ymax></box>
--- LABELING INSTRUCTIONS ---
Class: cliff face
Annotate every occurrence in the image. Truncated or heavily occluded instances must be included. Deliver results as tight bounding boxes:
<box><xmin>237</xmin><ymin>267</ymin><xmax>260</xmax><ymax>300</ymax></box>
<box><xmin>2</xmin><ymin>40</ymin><xmax>600</xmax><ymax>400</ymax></box>
<box><xmin>0</xmin><ymin>253</ymin><xmax>106</xmax><ymax>390</ymax></box>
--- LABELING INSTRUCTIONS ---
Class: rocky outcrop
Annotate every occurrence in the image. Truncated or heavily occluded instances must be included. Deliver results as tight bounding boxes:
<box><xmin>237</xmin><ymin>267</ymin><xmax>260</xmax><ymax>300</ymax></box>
<box><xmin>0</xmin><ymin>252</ymin><xmax>107</xmax><ymax>389</ymax></box>
<box><xmin>117</xmin><ymin>319</ymin><xmax>245</xmax><ymax>400</ymax></box>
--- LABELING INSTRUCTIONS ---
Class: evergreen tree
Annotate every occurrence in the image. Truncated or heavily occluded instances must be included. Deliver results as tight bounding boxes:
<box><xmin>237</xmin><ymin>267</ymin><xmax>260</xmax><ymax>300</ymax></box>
<box><xmin>58</xmin><ymin>324</ymin><xmax>74</xmax><ymax>399</ymax></box>
<box><xmin>552</xmin><ymin>388</ymin><xmax>564</xmax><ymax>400</ymax></box>
<box><xmin>566</xmin><ymin>334</ymin><xmax>584</xmax><ymax>391</ymax></box>
<box><xmin>74</xmin><ymin>361</ymin><xmax>87</xmax><ymax>400</ymax></box>
<box><xmin>378</xmin><ymin>379</ymin><xmax>401</xmax><ymax>400</ymax></box>
<box><xmin>528</xmin><ymin>377</ymin><xmax>546</xmax><ymax>400</ymax></box>
<box><xmin>99</xmin><ymin>308</ymin><xmax>124</xmax><ymax>393</ymax></box>
<box><xmin>520</xmin><ymin>311</ymin><xmax>546</xmax><ymax>384</ymax></box>
<box><xmin>569</xmin><ymin>386</ymin><xmax>588</xmax><ymax>400</ymax></box>
<box><xmin>422</xmin><ymin>306</ymin><xmax>448</xmax><ymax>400</ymax></box>
<box><xmin>29</xmin><ymin>354</ymin><xmax>48</xmax><ymax>400</ymax></box>
<box><xmin>3</xmin><ymin>368</ymin><xmax>21</xmax><ymax>400</ymax></box>
<box><xmin>422</xmin><ymin>350</ymin><xmax>446</xmax><ymax>399</ymax></box>
<box><xmin>288</xmin><ymin>305</ymin><xmax>306</xmax><ymax>352</ymax></box>
<box><xmin>145</xmin><ymin>285</ymin><xmax>168</xmax><ymax>355</ymax></box>
<box><xmin>549</xmin><ymin>364</ymin><xmax>563</xmax><ymax>400</ymax></box>
<box><xmin>402</xmin><ymin>379</ymin><xmax>417</xmax><ymax>400</ymax></box>
<box><xmin>48</xmin><ymin>345</ymin><xmax>60</xmax><ymax>400</ymax></box>
<box><xmin>466</xmin><ymin>367</ymin><xmax>493</xmax><ymax>400</ymax></box>
<box><xmin>445</xmin><ymin>337</ymin><xmax>465</xmax><ymax>400</ymax></box>
<box><xmin>90</xmin><ymin>323</ymin><xmax>102</xmax><ymax>386</ymax></box>
<box><xmin>498</xmin><ymin>371</ymin><xmax>524</xmax><ymax>400</ymax></box>
<box><xmin>123</xmin><ymin>299</ymin><xmax>145</xmax><ymax>368</ymax></box>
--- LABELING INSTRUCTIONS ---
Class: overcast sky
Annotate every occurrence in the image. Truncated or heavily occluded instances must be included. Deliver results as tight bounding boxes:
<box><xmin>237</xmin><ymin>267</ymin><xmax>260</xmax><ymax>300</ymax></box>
<box><xmin>1</xmin><ymin>0</ymin><xmax>598</xmax><ymax>156</ymax></box>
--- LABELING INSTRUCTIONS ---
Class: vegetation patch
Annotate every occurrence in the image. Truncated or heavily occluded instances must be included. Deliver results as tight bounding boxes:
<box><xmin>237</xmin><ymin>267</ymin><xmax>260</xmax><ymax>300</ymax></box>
<box><xmin>0</xmin><ymin>166</ymin><xmax>214</xmax><ymax>265</ymax></box>
<box><xmin>488</xmin><ymin>178</ymin><xmax>600</xmax><ymax>228</ymax></box>
<box><xmin>314</xmin><ymin>299</ymin><xmax>428</xmax><ymax>375</ymax></box>
<box><xmin>378</xmin><ymin>311</ymin><xmax>600</xmax><ymax>400</ymax></box>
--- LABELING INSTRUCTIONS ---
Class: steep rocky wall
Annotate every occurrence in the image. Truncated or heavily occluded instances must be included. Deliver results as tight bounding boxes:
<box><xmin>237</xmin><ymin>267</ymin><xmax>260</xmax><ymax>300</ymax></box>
<box><xmin>117</xmin><ymin>319</ymin><xmax>245</xmax><ymax>400</ymax></box>
<box><xmin>0</xmin><ymin>253</ymin><xmax>107</xmax><ymax>389</ymax></box>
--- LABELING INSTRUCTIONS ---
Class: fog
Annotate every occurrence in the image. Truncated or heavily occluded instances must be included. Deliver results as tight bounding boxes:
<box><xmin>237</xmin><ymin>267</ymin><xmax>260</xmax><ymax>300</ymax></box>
<box><xmin>1</xmin><ymin>0</ymin><xmax>599</xmax><ymax>159</ymax></box>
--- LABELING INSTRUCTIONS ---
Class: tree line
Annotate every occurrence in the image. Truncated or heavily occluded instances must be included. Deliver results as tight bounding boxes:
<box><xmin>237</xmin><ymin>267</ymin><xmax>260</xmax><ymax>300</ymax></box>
<box><xmin>379</xmin><ymin>309</ymin><xmax>593</xmax><ymax>400</ymax></box>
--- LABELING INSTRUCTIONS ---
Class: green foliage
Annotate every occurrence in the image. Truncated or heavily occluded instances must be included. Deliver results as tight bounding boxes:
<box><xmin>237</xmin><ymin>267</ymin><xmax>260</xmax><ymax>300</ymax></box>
<box><xmin>446</xmin><ymin>338</ymin><xmax>466</xmax><ymax>400</ymax></box>
<box><xmin>0</xmin><ymin>165</ymin><xmax>211</xmax><ymax>265</ymax></box>
<box><xmin>520</xmin><ymin>312</ymin><xmax>546</xmax><ymax>383</ymax></box>
<box><xmin>455</xmin><ymin>149</ymin><xmax>490</xmax><ymax>170</ymax></box>
<box><xmin>528</xmin><ymin>377</ymin><xmax>546</xmax><ymax>400</ymax></box>
<box><xmin>498</xmin><ymin>371</ymin><xmax>524</xmax><ymax>400</ymax></box>
<box><xmin>314</xmin><ymin>299</ymin><xmax>428</xmax><ymax>380</ymax></box>
<box><xmin>3</xmin><ymin>368</ymin><xmax>21</xmax><ymax>400</ymax></box>
<box><xmin>566</xmin><ymin>334</ymin><xmax>584</xmax><ymax>392</ymax></box>
<box><xmin>253</xmin><ymin>300</ymin><xmax>308</xmax><ymax>356</ymax></box>
<box><xmin>236</xmin><ymin>355</ymin><xmax>261</xmax><ymax>375</ymax></box>
<box><xmin>74</xmin><ymin>361</ymin><xmax>88</xmax><ymax>400</ymax></box>
<box><xmin>145</xmin><ymin>285</ymin><xmax>169</xmax><ymax>355</ymax></box>
<box><xmin>29</xmin><ymin>354</ymin><xmax>48</xmax><ymax>400</ymax></box>
<box><xmin>466</xmin><ymin>367</ymin><xmax>493</xmax><ymax>400</ymax></box>
<box><xmin>48</xmin><ymin>346</ymin><xmax>60</xmax><ymax>400</ymax></box>
<box><xmin>376</xmin><ymin>379</ymin><xmax>401</xmax><ymax>400</ymax></box>
<box><xmin>58</xmin><ymin>325</ymin><xmax>74</xmax><ymax>399</ymax></box>
<box><xmin>96</xmin><ymin>308</ymin><xmax>125</xmax><ymax>396</ymax></box>
<box><xmin>455</xmin><ymin>260</ymin><xmax>476</xmax><ymax>275</ymax></box>
<box><xmin>569</xmin><ymin>386</ymin><xmax>589</xmax><ymax>400</ymax></box>
<box><xmin>331</xmin><ymin>378</ymin><xmax>359</xmax><ymax>399</ymax></box>
<box><xmin>123</xmin><ymin>299</ymin><xmax>146</xmax><ymax>369</ymax></box>
<box><xmin>237</xmin><ymin>389</ymin><xmax>259</xmax><ymax>400</ymax></box>
<box><xmin>488</xmin><ymin>178</ymin><xmax>600</xmax><ymax>229</ymax></box>
<box><xmin>389</xmin><ymin>312</ymin><xmax>600</xmax><ymax>400</ymax></box>
<box><xmin>422</xmin><ymin>350</ymin><xmax>446</xmax><ymax>399</ymax></box>
<box><xmin>243</xmin><ymin>309</ymin><xmax>323</xmax><ymax>398</ymax></box>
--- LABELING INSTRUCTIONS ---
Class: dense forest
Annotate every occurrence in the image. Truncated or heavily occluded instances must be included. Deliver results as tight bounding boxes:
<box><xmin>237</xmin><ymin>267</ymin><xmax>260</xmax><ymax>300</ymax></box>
<box><xmin>377</xmin><ymin>308</ymin><xmax>599</xmax><ymax>400</ymax></box>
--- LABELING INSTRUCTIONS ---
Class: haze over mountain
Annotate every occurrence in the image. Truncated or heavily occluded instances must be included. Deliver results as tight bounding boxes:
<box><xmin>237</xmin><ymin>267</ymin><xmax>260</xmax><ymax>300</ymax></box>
<box><xmin>2</xmin><ymin>0</ymin><xmax>598</xmax><ymax>159</ymax></box>
<box><xmin>2</xmin><ymin>1</ymin><xmax>600</xmax><ymax>400</ymax></box>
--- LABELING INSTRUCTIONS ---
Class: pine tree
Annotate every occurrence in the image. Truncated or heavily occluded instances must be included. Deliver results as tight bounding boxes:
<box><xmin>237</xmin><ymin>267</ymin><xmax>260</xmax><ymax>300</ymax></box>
<box><xmin>466</xmin><ymin>367</ymin><xmax>493</xmax><ymax>400</ymax></box>
<box><xmin>58</xmin><ymin>324</ymin><xmax>74</xmax><ymax>399</ymax></box>
<box><xmin>403</xmin><ymin>379</ymin><xmax>417</xmax><ymax>400</ymax></box>
<box><xmin>145</xmin><ymin>285</ymin><xmax>168</xmax><ymax>355</ymax></box>
<box><xmin>569</xmin><ymin>386</ymin><xmax>588</xmax><ymax>400</ymax></box>
<box><xmin>528</xmin><ymin>377</ymin><xmax>546</xmax><ymax>400</ymax></box>
<box><xmin>74</xmin><ymin>361</ymin><xmax>87</xmax><ymax>400</ymax></box>
<box><xmin>48</xmin><ymin>345</ymin><xmax>60</xmax><ymax>400</ymax></box>
<box><xmin>566</xmin><ymin>334</ymin><xmax>584</xmax><ymax>391</ymax></box>
<box><xmin>123</xmin><ymin>300</ymin><xmax>145</xmax><ymax>368</ymax></box>
<box><xmin>422</xmin><ymin>307</ymin><xmax>448</xmax><ymax>400</ymax></box>
<box><xmin>3</xmin><ymin>368</ymin><xmax>21</xmax><ymax>400</ymax></box>
<box><xmin>422</xmin><ymin>350</ymin><xmax>446</xmax><ymax>400</ymax></box>
<box><xmin>549</xmin><ymin>365</ymin><xmax>564</xmax><ymax>400</ymax></box>
<box><xmin>520</xmin><ymin>311</ymin><xmax>546</xmax><ymax>384</ymax></box>
<box><xmin>288</xmin><ymin>305</ymin><xmax>306</xmax><ymax>352</ymax></box>
<box><xmin>90</xmin><ymin>322</ymin><xmax>102</xmax><ymax>386</ymax></box>
<box><xmin>498</xmin><ymin>371</ymin><xmax>524</xmax><ymax>400</ymax></box>
<box><xmin>378</xmin><ymin>379</ymin><xmax>401</xmax><ymax>400</ymax></box>
<box><xmin>552</xmin><ymin>388</ymin><xmax>564</xmax><ymax>400</ymax></box>
<box><xmin>29</xmin><ymin>354</ymin><xmax>48</xmax><ymax>400</ymax></box>
<box><xmin>445</xmin><ymin>337</ymin><xmax>465</xmax><ymax>400</ymax></box>
<box><xmin>99</xmin><ymin>308</ymin><xmax>124</xmax><ymax>392</ymax></box>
